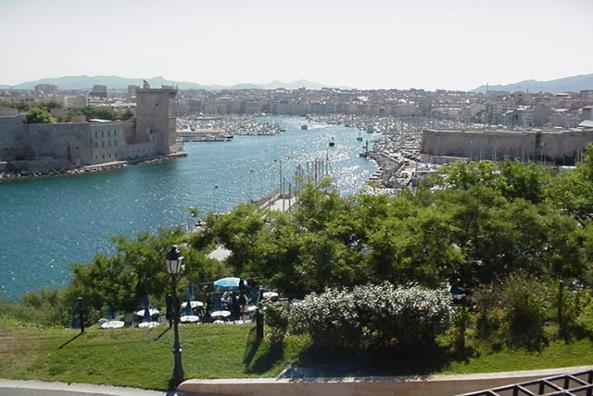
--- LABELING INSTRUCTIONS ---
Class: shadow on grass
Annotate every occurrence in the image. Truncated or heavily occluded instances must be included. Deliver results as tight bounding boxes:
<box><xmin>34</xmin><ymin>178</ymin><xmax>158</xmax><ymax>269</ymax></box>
<box><xmin>57</xmin><ymin>331</ymin><xmax>84</xmax><ymax>349</ymax></box>
<box><xmin>153</xmin><ymin>325</ymin><xmax>171</xmax><ymax>341</ymax></box>
<box><xmin>291</xmin><ymin>342</ymin><xmax>472</xmax><ymax>378</ymax></box>
<box><xmin>243</xmin><ymin>326</ymin><xmax>285</xmax><ymax>374</ymax></box>
<box><xmin>243</xmin><ymin>327</ymin><xmax>261</xmax><ymax>366</ymax></box>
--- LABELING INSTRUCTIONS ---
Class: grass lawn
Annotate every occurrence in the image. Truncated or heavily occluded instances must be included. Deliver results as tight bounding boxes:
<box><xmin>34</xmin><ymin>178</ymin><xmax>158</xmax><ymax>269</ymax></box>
<box><xmin>1</xmin><ymin>319</ymin><xmax>592</xmax><ymax>391</ymax></box>
<box><xmin>0</xmin><ymin>322</ymin><xmax>307</xmax><ymax>390</ymax></box>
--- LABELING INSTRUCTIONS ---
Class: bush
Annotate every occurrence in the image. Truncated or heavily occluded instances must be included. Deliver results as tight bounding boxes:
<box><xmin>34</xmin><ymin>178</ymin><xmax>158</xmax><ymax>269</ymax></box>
<box><xmin>290</xmin><ymin>288</ymin><xmax>361</xmax><ymax>349</ymax></box>
<box><xmin>475</xmin><ymin>273</ymin><xmax>548</xmax><ymax>349</ymax></box>
<box><xmin>500</xmin><ymin>273</ymin><xmax>548</xmax><ymax>348</ymax></box>
<box><xmin>262</xmin><ymin>300</ymin><xmax>290</xmax><ymax>344</ymax></box>
<box><xmin>288</xmin><ymin>283</ymin><xmax>453</xmax><ymax>350</ymax></box>
<box><xmin>576</xmin><ymin>291</ymin><xmax>593</xmax><ymax>334</ymax></box>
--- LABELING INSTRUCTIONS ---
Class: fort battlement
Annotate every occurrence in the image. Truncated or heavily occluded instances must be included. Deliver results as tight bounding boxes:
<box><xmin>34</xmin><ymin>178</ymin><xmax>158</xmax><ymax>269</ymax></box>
<box><xmin>0</xmin><ymin>86</ymin><xmax>178</xmax><ymax>172</ymax></box>
<box><xmin>421</xmin><ymin>127</ymin><xmax>593</xmax><ymax>165</ymax></box>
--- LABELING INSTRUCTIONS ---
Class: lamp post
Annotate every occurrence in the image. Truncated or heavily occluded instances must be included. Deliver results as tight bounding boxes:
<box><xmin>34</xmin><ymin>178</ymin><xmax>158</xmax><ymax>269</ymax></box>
<box><xmin>77</xmin><ymin>296</ymin><xmax>84</xmax><ymax>334</ymax></box>
<box><xmin>166</xmin><ymin>245</ymin><xmax>184</xmax><ymax>389</ymax></box>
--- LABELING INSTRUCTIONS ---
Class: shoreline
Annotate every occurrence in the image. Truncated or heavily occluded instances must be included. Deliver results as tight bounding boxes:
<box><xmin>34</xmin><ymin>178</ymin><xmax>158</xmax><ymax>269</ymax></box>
<box><xmin>0</xmin><ymin>119</ymin><xmax>375</xmax><ymax>299</ymax></box>
<box><xmin>0</xmin><ymin>151</ymin><xmax>188</xmax><ymax>184</ymax></box>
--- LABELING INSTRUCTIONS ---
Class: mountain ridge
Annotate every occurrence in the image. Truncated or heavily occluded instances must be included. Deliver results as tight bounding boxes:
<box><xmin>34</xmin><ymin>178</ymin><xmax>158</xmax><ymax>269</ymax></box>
<box><xmin>472</xmin><ymin>73</ymin><xmax>593</xmax><ymax>94</ymax></box>
<box><xmin>0</xmin><ymin>75</ymin><xmax>339</xmax><ymax>91</ymax></box>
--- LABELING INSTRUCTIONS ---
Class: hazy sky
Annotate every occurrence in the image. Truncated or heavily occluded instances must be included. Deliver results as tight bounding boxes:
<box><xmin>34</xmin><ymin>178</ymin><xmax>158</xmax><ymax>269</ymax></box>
<box><xmin>0</xmin><ymin>0</ymin><xmax>592</xmax><ymax>90</ymax></box>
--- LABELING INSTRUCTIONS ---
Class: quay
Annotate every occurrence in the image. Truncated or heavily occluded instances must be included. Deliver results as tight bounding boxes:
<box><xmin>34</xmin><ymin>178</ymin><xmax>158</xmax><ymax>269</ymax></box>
<box><xmin>0</xmin><ymin>152</ymin><xmax>188</xmax><ymax>182</ymax></box>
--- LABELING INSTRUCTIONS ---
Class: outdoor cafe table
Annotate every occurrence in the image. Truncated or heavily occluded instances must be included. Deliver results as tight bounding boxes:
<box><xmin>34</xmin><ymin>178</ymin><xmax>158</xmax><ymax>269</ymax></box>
<box><xmin>181</xmin><ymin>301</ymin><xmax>204</xmax><ymax>309</ymax></box>
<box><xmin>210</xmin><ymin>310</ymin><xmax>231</xmax><ymax>318</ymax></box>
<box><xmin>138</xmin><ymin>321</ymin><xmax>160</xmax><ymax>328</ymax></box>
<box><xmin>136</xmin><ymin>309</ymin><xmax>160</xmax><ymax>317</ymax></box>
<box><xmin>100</xmin><ymin>320</ymin><xmax>124</xmax><ymax>329</ymax></box>
<box><xmin>180</xmin><ymin>315</ymin><xmax>200</xmax><ymax>323</ymax></box>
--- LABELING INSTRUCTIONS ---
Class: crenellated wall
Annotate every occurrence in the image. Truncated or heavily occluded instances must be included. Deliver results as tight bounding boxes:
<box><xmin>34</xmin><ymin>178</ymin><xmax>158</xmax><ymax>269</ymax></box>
<box><xmin>421</xmin><ymin>128</ymin><xmax>593</xmax><ymax>165</ymax></box>
<box><xmin>0</xmin><ymin>87</ymin><xmax>178</xmax><ymax>172</ymax></box>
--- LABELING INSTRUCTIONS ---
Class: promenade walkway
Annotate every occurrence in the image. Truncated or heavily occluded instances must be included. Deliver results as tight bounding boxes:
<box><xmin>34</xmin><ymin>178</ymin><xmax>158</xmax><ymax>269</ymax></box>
<box><xmin>206</xmin><ymin>193</ymin><xmax>296</xmax><ymax>261</ymax></box>
<box><xmin>4</xmin><ymin>366</ymin><xmax>592</xmax><ymax>396</ymax></box>
<box><xmin>0</xmin><ymin>379</ymin><xmax>192</xmax><ymax>396</ymax></box>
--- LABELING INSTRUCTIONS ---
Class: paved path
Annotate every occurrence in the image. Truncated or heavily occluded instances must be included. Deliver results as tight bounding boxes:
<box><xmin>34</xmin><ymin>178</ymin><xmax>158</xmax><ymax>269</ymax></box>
<box><xmin>206</xmin><ymin>195</ymin><xmax>296</xmax><ymax>262</ymax></box>
<box><xmin>267</xmin><ymin>197</ymin><xmax>297</xmax><ymax>212</ymax></box>
<box><xmin>0</xmin><ymin>379</ymin><xmax>194</xmax><ymax>396</ymax></box>
<box><xmin>3</xmin><ymin>366</ymin><xmax>593</xmax><ymax>396</ymax></box>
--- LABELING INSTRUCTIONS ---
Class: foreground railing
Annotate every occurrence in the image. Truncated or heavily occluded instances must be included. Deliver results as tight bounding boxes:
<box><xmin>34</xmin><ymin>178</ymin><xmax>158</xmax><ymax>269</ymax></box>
<box><xmin>461</xmin><ymin>369</ymin><xmax>593</xmax><ymax>396</ymax></box>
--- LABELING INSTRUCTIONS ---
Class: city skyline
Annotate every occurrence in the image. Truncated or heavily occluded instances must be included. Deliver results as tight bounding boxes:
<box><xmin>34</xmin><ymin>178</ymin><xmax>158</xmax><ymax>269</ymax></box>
<box><xmin>0</xmin><ymin>0</ymin><xmax>592</xmax><ymax>91</ymax></box>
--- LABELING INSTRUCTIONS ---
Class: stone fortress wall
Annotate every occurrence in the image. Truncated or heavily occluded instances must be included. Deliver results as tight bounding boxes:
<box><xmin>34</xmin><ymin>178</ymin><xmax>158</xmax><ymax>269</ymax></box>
<box><xmin>421</xmin><ymin>128</ymin><xmax>593</xmax><ymax>165</ymax></box>
<box><xmin>0</xmin><ymin>84</ymin><xmax>178</xmax><ymax>172</ymax></box>
<box><xmin>135</xmin><ymin>86</ymin><xmax>178</xmax><ymax>154</ymax></box>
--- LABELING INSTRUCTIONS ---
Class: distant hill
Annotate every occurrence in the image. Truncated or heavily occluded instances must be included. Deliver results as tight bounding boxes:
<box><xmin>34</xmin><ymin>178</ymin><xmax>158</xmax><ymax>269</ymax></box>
<box><xmin>473</xmin><ymin>73</ymin><xmax>593</xmax><ymax>94</ymax></box>
<box><xmin>0</xmin><ymin>75</ymin><xmax>337</xmax><ymax>91</ymax></box>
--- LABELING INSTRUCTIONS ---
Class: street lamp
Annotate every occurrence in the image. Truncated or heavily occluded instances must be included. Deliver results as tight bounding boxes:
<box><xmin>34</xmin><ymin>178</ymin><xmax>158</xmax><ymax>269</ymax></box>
<box><xmin>165</xmin><ymin>245</ymin><xmax>184</xmax><ymax>389</ymax></box>
<box><xmin>77</xmin><ymin>296</ymin><xmax>84</xmax><ymax>334</ymax></box>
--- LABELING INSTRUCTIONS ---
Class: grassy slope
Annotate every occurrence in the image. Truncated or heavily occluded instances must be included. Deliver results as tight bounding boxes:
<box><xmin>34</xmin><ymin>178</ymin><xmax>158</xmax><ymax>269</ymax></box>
<box><xmin>1</xmin><ymin>320</ymin><xmax>592</xmax><ymax>391</ymax></box>
<box><xmin>0</xmin><ymin>322</ymin><xmax>307</xmax><ymax>390</ymax></box>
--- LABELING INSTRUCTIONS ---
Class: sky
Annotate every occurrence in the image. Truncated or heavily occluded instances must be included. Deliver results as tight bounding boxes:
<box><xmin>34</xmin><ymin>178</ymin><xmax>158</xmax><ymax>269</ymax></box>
<box><xmin>0</xmin><ymin>0</ymin><xmax>592</xmax><ymax>91</ymax></box>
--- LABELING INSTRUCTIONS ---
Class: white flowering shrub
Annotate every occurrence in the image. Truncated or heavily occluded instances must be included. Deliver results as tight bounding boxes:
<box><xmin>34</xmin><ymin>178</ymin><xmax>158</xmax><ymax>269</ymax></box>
<box><xmin>288</xmin><ymin>283</ymin><xmax>453</xmax><ymax>349</ymax></box>
<box><xmin>290</xmin><ymin>288</ymin><xmax>362</xmax><ymax>348</ymax></box>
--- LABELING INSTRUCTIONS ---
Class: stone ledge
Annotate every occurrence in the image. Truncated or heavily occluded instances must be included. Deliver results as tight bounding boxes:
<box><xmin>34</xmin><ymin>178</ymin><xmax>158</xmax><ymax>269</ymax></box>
<box><xmin>178</xmin><ymin>365</ymin><xmax>593</xmax><ymax>396</ymax></box>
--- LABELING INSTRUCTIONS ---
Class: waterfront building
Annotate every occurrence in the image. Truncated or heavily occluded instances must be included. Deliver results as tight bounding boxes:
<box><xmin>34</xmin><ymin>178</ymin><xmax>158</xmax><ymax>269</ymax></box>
<box><xmin>421</xmin><ymin>126</ymin><xmax>593</xmax><ymax>165</ymax></box>
<box><xmin>0</xmin><ymin>84</ymin><xmax>180</xmax><ymax>172</ymax></box>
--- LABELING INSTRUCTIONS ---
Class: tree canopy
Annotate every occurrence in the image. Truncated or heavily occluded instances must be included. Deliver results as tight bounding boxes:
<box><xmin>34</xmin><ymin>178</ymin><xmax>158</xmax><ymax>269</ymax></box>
<box><xmin>26</xmin><ymin>107</ymin><xmax>55</xmax><ymax>124</ymax></box>
<box><xmin>56</xmin><ymin>144</ymin><xmax>593</xmax><ymax>313</ymax></box>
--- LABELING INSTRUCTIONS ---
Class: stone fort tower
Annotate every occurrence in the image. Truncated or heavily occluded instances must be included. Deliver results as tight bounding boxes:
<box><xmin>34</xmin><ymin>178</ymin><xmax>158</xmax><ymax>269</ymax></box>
<box><xmin>134</xmin><ymin>81</ymin><xmax>178</xmax><ymax>154</ymax></box>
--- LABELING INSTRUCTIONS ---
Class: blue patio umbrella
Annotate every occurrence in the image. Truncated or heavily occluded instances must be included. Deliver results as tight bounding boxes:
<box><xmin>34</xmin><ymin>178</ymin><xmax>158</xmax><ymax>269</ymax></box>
<box><xmin>213</xmin><ymin>277</ymin><xmax>240</xmax><ymax>289</ymax></box>
<box><xmin>142</xmin><ymin>296</ymin><xmax>151</xmax><ymax>322</ymax></box>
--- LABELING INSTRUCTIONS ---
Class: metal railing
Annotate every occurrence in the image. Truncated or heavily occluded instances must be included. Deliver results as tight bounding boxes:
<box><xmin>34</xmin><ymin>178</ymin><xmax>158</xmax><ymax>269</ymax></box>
<box><xmin>461</xmin><ymin>369</ymin><xmax>593</xmax><ymax>396</ymax></box>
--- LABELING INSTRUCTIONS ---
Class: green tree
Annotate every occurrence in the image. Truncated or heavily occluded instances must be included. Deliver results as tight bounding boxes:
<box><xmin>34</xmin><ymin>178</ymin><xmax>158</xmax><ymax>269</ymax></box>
<box><xmin>120</xmin><ymin>109</ymin><xmax>135</xmax><ymax>120</ymax></box>
<box><xmin>26</xmin><ymin>107</ymin><xmax>55</xmax><ymax>124</ymax></box>
<box><xmin>546</xmin><ymin>144</ymin><xmax>593</xmax><ymax>225</ymax></box>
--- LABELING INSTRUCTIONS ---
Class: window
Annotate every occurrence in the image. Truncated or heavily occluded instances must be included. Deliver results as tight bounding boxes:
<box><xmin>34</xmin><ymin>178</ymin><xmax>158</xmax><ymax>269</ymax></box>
<box><xmin>101</xmin><ymin>130</ymin><xmax>104</xmax><ymax>137</ymax></box>
<box><xmin>102</xmin><ymin>142</ymin><xmax>104</xmax><ymax>148</ymax></box>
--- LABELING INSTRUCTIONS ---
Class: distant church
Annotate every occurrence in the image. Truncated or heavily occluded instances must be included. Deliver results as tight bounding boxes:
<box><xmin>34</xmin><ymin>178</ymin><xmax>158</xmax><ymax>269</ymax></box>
<box><xmin>0</xmin><ymin>83</ymin><xmax>180</xmax><ymax>172</ymax></box>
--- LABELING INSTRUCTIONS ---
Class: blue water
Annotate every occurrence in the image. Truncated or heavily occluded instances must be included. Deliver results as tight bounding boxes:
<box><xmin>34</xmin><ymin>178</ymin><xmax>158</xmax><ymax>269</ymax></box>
<box><xmin>0</xmin><ymin>117</ymin><xmax>376</xmax><ymax>299</ymax></box>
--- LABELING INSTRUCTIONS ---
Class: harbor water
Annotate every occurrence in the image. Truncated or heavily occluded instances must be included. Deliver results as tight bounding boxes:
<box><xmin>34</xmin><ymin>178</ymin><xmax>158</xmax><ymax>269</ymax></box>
<box><xmin>0</xmin><ymin>117</ymin><xmax>377</xmax><ymax>299</ymax></box>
